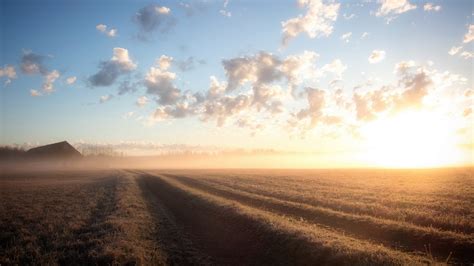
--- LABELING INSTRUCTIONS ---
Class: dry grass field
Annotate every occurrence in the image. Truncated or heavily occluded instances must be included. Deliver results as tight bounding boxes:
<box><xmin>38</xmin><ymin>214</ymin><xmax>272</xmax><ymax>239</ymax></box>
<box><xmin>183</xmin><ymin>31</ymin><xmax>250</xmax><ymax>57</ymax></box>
<box><xmin>1</xmin><ymin>168</ymin><xmax>473</xmax><ymax>265</ymax></box>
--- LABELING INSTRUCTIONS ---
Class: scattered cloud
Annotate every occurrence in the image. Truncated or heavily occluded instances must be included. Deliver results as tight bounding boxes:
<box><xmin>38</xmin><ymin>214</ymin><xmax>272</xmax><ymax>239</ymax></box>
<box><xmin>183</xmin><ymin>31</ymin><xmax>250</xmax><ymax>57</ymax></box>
<box><xmin>42</xmin><ymin>70</ymin><xmax>60</xmax><ymax>94</ymax></box>
<box><xmin>361</xmin><ymin>32</ymin><xmax>369</xmax><ymax>39</ymax></box>
<box><xmin>219</xmin><ymin>9</ymin><xmax>232</xmax><ymax>17</ymax></box>
<box><xmin>136</xmin><ymin>96</ymin><xmax>149</xmax><ymax>107</ymax></box>
<box><xmin>448</xmin><ymin>46</ymin><xmax>462</xmax><ymax>55</ymax></box>
<box><xmin>368</xmin><ymin>50</ymin><xmax>386</xmax><ymax>64</ymax></box>
<box><xmin>281</xmin><ymin>0</ymin><xmax>340</xmax><ymax>46</ymax></box>
<box><xmin>118</xmin><ymin>80</ymin><xmax>139</xmax><ymax>95</ymax></box>
<box><xmin>89</xmin><ymin>47</ymin><xmax>137</xmax><ymax>86</ymax></box>
<box><xmin>343</xmin><ymin>13</ymin><xmax>355</xmax><ymax>20</ymax></box>
<box><xmin>176</xmin><ymin>57</ymin><xmax>206</xmax><ymax>72</ymax></box>
<box><xmin>463</xmin><ymin>24</ymin><xmax>474</xmax><ymax>43</ymax></box>
<box><xmin>21</xmin><ymin>51</ymin><xmax>48</xmax><ymax>75</ymax></box>
<box><xmin>30</xmin><ymin>89</ymin><xmax>42</xmax><ymax>97</ymax></box>
<box><xmin>99</xmin><ymin>94</ymin><xmax>113</xmax><ymax>103</ymax></box>
<box><xmin>123</xmin><ymin>111</ymin><xmax>135</xmax><ymax>119</ymax></box>
<box><xmin>423</xmin><ymin>3</ymin><xmax>441</xmax><ymax>12</ymax></box>
<box><xmin>460</xmin><ymin>51</ymin><xmax>474</xmax><ymax>59</ymax></box>
<box><xmin>145</xmin><ymin>55</ymin><xmax>181</xmax><ymax>105</ymax></box>
<box><xmin>340</xmin><ymin>32</ymin><xmax>352</xmax><ymax>43</ymax></box>
<box><xmin>96</xmin><ymin>24</ymin><xmax>117</xmax><ymax>37</ymax></box>
<box><xmin>376</xmin><ymin>0</ymin><xmax>416</xmax><ymax>21</ymax></box>
<box><xmin>0</xmin><ymin>65</ymin><xmax>17</xmax><ymax>85</ymax></box>
<box><xmin>66</xmin><ymin>76</ymin><xmax>77</xmax><ymax>85</ymax></box>
<box><xmin>134</xmin><ymin>4</ymin><xmax>175</xmax><ymax>38</ymax></box>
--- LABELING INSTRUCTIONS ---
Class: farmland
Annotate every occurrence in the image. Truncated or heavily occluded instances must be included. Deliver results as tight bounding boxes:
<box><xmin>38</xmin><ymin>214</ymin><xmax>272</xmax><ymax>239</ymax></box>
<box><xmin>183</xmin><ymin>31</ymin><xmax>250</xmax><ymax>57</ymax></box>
<box><xmin>1</xmin><ymin>168</ymin><xmax>473</xmax><ymax>265</ymax></box>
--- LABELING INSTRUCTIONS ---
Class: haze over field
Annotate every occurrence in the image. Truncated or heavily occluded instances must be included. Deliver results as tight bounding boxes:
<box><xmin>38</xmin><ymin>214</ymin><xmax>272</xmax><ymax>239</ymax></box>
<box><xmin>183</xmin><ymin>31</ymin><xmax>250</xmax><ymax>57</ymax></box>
<box><xmin>1</xmin><ymin>0</ymin><xmax>473</xmax><ymax>168</ymax></box>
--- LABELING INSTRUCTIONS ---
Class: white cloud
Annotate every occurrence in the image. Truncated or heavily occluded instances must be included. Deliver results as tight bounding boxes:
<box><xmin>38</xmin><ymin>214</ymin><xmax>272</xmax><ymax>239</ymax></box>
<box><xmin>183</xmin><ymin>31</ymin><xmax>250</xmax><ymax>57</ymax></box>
<box><xmin>100</xmin><ymin>94</ymin><xmax>113</xmax><ymax>103</ymax></box>
<box><xmin>66</xmin><ymin>76</ymin><xmax>77</xmax><ymax>85</ymax></box>
<box><xmin>343</xmin><ymin>13</ymin><xmax>355</xmax><ymax>20</ymax></box>
<box><xmin>463</xmin><ymin>24</ymin><xmax>474</xmax><ymax>43</ymax></box>
<box><xmin>219</xmin><ymin>10</ymin><xmax>232</xmax><ymax>17</ymax></box>
<box><xmin>376</xmin><ymin>0</ymin><xmax>416</xmax><ymax>19</ymax></box>
<box><xmin>423</xmin><ymin>3</ymin><xmax>441</xmax><ymax>12</ymax></box>
<box><xmin>136</xmin><ymin>96</ymin><xmax>149</xmax><ymax>107</ymax></box>
<box><xmin>361</xmin><ymin>32</ymin><xmax>369</xmax><ymax>39</ymax></box>
<box><xmin>30</xmin><ymin>89</ymin><xmax>42</xmax><ymax>97</ymax></box>
<box><xmin>281</xmin><ymin>0</ymin><xmax>340</xmax><ymax>46</ymax></box>
<box><xmin>368</xmin><ymin>50</ymin><xmax>386</xmax><ymax>64</ymax></box>
<box><xmin>145</xmin><ymin>57</ymin><xmax>181</xmax><ymax>105</ymax></box>
<box><xmin>89</xmin><ymin>47</ymin><xmax>137</xmax><ymax>86</ymax></box>
<box><xmin>156</xmin><ymin>6</ymin><xmax>170</xmax><ymax>14</ymax></box>
<box><xmin>96</xmin><ymin>24</ymin><xmax>117</xmax><ymax>37</ymax></box>
<box><xmin>321</xmin><ymin>59</ymin><xmax>347</xmax><ymax>79</ymax></box>
<box><xmin>0</xmin><ymin>65</ymin><xmax>17</xmax><ymax>85</ymax></box>
<box><xmin>123</xmin><ymin>111</ymin><xmax>135</xmax><ymax>119</ymax></box>
<box><xmin>448</xmin><ymin>46</ymin><xmax>462</xmax><ymax>55</ymax></box>
<box><xmin>42</xmin><ymin>70</ymin><xmax>60</xmax><ymax>93</ymax></box>
<box><xmin>340</xmin><ymin>32</ymin><xmax>352</xmax><ymax>43</ymax></box>
<box><xmin>158</xmin><ymin>55</ymin><xmax>173</xmax><ymax>70</ymax></box>
<box><xmin>460</xmin><ymin>51</ymin><xmax>474</xmax><ymax>59</ymax></box>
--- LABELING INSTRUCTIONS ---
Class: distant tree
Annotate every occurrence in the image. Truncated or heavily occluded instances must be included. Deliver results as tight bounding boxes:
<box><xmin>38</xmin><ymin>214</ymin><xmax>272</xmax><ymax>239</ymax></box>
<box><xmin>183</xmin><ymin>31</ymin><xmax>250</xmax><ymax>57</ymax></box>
<box><xmin>0</xmin><ymin>146</ymin><xmax>26</xmax><ymax>161</ymax></box>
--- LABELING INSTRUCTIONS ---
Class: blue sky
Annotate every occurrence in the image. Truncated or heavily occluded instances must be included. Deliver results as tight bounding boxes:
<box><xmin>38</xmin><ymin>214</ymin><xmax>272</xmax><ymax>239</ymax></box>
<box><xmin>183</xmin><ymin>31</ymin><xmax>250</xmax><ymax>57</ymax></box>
<box><xmin>0</xmin><ymin>0</ymin><xmax>473</xmax><ymax>166</ymax></box>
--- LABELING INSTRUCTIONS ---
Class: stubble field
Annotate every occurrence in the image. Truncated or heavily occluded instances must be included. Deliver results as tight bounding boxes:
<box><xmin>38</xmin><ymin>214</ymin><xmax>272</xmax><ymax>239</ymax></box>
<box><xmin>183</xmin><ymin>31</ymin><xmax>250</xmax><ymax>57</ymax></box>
<box><xmin>1</xmin><ymin>168</ymin><xmax>473</xmax><ymax>265</ymax></box>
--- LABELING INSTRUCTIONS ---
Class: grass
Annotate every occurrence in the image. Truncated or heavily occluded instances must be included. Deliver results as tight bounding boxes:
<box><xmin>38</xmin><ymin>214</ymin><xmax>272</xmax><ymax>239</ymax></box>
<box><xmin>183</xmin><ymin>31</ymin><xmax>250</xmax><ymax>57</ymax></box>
<box><xmin>1</xmin><ymin>167</ymin><xmax>472</xmax><ymax>264</ymax></box>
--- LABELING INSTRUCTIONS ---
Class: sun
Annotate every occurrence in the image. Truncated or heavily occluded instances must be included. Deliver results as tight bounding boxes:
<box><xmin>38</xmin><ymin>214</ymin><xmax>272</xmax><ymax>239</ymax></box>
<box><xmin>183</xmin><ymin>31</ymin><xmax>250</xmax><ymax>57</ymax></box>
<box><xmin>359</xmin><ymin>110</ymin><xmax>464</xmax><ymax>168</ymax></box>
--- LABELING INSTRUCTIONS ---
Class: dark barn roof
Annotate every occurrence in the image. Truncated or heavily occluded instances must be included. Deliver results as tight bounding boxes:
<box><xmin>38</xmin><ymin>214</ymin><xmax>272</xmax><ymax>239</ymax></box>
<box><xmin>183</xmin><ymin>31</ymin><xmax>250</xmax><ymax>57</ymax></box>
<box><xmin>27</xmin><ymin>141</ymin><xmax>82</xmax><ymax>159</ymax></box>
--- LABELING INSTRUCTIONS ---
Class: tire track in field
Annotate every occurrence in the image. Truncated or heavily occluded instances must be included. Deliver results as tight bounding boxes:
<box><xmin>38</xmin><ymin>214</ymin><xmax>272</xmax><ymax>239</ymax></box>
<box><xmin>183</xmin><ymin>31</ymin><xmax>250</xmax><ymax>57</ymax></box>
<box><xmin>136</xmin><ymin>171</ymin><xmax>430</xmax><ymax>265</ymax></box>
<box><xmin>161</xmin><ymin>173</ymin><xmax>474</xmax><ymax>264</ymax></box>
<box><xmin>193</xmin><ymin>174</ymin><xmax>474</xmax><ymax>234</ymax></box>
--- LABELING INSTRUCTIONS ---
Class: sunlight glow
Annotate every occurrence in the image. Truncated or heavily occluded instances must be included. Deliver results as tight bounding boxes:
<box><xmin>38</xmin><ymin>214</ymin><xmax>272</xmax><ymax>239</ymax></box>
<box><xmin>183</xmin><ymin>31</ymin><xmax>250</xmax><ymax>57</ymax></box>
<box><xmin>360</xmin><ymin>110</ymin><xmax>464</xmax><ymax>168</ymax></box>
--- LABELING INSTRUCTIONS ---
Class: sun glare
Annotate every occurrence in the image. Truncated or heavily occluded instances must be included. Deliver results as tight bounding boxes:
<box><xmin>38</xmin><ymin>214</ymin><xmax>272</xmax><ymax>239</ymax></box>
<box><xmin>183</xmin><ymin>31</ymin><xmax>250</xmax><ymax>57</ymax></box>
<box><xmin>360</xmin><ymin>110</ymin><xmax>463</xmax><ymax>168</ymax></box>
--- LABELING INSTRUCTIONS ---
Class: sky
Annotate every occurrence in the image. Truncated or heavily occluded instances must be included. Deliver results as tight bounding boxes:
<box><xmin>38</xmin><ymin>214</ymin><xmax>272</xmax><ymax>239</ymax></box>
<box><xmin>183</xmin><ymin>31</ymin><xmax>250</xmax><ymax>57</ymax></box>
<box><xmin>0</xmin><ymin>0</ymin><xmax>473</xmax><ymax>167</ymax></box>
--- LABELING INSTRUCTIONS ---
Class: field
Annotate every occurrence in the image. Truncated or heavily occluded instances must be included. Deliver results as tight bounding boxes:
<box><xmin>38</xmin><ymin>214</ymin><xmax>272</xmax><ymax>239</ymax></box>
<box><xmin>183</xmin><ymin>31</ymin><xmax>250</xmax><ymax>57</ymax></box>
<box><xmin>1</xmin><ymin>168</ymin><xmax>473</xmax><ymax>265</ymax></box>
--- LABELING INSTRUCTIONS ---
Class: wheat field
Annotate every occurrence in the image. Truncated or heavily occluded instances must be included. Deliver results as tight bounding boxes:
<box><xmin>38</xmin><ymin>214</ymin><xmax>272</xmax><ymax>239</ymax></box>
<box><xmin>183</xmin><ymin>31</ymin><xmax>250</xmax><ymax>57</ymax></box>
<box><xmin>1</xmin><ymin>168</ymin><xmax>473</xmax><ymax>265</ymax></box>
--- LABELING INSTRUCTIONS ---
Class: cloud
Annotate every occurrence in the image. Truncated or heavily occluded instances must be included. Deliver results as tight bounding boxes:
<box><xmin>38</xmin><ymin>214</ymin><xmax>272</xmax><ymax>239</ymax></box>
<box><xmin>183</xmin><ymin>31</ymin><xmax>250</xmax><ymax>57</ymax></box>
<box><xmin>376</xmin><ymin>0</ymin><xmax>416</xmax><ymax>20</ymax></box>
<box><xmin>296</xmin><ymin>88</ymin><xmax>326</xmax><ymax>126</ymax></box>
<box><xmin>343</xmin><ymin>13</ymin><xmax>355</xmax><ymax>20</ymax></box>
<box><xmin>368</xmin><ymin>50</ymin><xmax>386</xmax><ymax>64</ymax></box>
<box><xmin>117</xmin><ymin>80</ymin><xmax>139</xmax><ymax>95</ymax></box>
<box><xmin>448</xmin><ymin>46</ymin><xmax>462</xmax><ymax>55</ymax></box>
<box><xmin>158</xmin><ymin>55</ymin><xmax>173</xmax><ymax>70</ymax></box>
<box><xmin>340</xmin><ymin>32</ymin><xmax>352</xmax><ymax>43</ymax></box>
<box><xmin>99</xmin><ymin>94</ymin><xmax>113</xmax><ymax>103</ymax></box>
<box><xmin>66</xmin><ymin>76</ymin><xmax>77</xmax><ymax>85</ymax></box>
<box><xmin>222</xmin><ymin>51</ymin><xmax>284</xmax><ymax>92</ymax></box>
<box><xmin>136</xmin><ymin>96</ymin><xmax>149</xmax><ymax>107</ymax></box>
<box><xmin>220</xmin><ymin>10</ymin><xmax>231</xmax><ymax>17</ymax></box>
<box><xmin>361</xmin><ymin>32</ymin><xmax>369</xmax><ymax>39</ymax></box>
<box><xmin>30</xmin><ymin>89</ymin><xmax>41</xmax><ymax>97</ymax></box>
<box><xmin>123</xmin><ymin>111</ymin><xmax>135</xmax><ymax>119</ymax></box>
<box><xmin>89</xmin><ymin>47</ymin><xmax>137</xmax><ymax>86</ymax></box>
<box><xmin>460</xmin><ymin>51</ymin><xmax>474</xmax><ymax>59</ymax></box>
<box><xmin>281</xmin><ymin>0</ymin><xmax>340</xmax><ymax>46</ymax></box>
<box><xmin>320</xmin><ymin>59</ymin><xmax>347</xmax><ymax>79</ymax></box>
<box><xmin>423</xmin><ymin>3</ymin><xmax>441</xmax><ymax>12</ymax></box>
<box><xmin>96</xmin><ymin>24</ymin><xmax>117</xmax><ymax>37</ymax></box>
<box><xmin>134</xmin><ymin>4</ymin><xmax>175</xmax><ymax>37</ymax></box>
<box><xmin>176</xmin><ymin>57</ymin><xmax>206</xmax><ymax>72</ymax></box>
<box><xmin>0</xmin><ymin>65</ymin><xmax>17</xmax><ymax>85</ymax></box>
<box><xmin>42</xmin><ymin>70</ymin><xmax>60</xmax><ymax>93</ymax></box>
<box><xmin>21</xmin><ymin>51</ymin><xmax>48</xmax><ymax>75</ymax></box>
<box><xmin>144</xmin><ymin>56</ymin><xmax>181</xmax><ymax>105</ymax></box>
<box><xmin>463</xmin><ymin>24</ymin><xmax>474</xmax><ymax>43</ymax></box>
